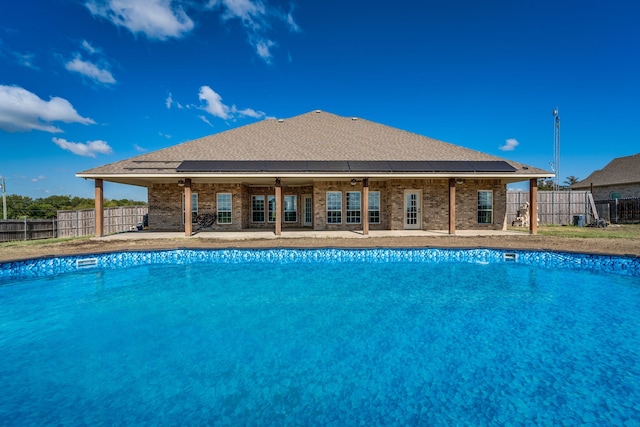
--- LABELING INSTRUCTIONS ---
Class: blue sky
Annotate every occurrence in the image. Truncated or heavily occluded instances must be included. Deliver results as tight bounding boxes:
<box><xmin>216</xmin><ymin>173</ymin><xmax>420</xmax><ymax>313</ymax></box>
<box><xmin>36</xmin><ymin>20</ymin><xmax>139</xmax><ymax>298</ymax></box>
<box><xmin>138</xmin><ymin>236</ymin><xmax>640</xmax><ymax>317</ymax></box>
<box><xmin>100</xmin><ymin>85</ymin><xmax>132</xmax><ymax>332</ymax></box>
<box><xmin>1</xmin><ymin>0</ymin><xmax>639</xmax><ymax>200</ymax></box>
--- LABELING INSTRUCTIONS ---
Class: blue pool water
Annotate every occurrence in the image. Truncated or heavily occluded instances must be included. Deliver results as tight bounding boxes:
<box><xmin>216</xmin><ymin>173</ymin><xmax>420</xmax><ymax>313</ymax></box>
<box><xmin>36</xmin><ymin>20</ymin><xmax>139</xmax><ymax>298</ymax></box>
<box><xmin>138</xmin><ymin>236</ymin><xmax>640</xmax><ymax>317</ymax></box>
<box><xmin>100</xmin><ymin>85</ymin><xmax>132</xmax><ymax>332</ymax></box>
<box><xmin>1</xmin><ymin>249</ymin><xmax>639</xmax><ymax>425</ymax></box>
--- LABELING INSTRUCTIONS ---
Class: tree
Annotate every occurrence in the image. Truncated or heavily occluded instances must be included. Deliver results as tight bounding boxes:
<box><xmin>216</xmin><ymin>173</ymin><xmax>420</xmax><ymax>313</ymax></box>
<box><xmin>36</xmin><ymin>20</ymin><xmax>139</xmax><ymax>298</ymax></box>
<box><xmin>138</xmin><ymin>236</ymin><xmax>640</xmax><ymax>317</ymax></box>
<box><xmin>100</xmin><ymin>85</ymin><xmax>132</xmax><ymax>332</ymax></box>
<box><xmin>2</xmin><ymin>194</ymin><xmax>146</xmax><ymax>219</ymax></box>
<box><xmin>537</xmin><ymin>179</ymin><xmax>554</xmax><ymax>191</ymax></box>
<box><xmin>5</xmin><ymin>195</ymin><xmax>32</xmax><ymax>218</ymax></box>
<box><xmin>563</xmin><ymin>176</ymin><xmax>580</xmax><ymax>187</ymax></box>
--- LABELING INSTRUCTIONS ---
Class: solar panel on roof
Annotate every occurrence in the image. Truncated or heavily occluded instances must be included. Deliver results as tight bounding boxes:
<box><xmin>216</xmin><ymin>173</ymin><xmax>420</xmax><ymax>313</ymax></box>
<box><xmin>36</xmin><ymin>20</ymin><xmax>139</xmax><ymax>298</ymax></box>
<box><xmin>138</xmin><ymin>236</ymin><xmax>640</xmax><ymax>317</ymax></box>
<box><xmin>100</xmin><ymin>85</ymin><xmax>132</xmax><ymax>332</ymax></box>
<box><xmin>306</xmin><ymin>161</ymin><xmax>350</xmax><ymax>172</ymax></box>
<box><xmin>176</xmin><ymin>160</ymin><xmax>516</xmax><ymax>173</ymax></box>
<box><xmin>349</xmin><ymin>161</ymin><xmax>392</xmax><ymax>172</ymax></box>
<box><xmin>470</xmin><ymin>161</ymin><xmax>517</xmax><ymax>172</ymax></box>
<box><xmin>268</xmin><ymin>161</ymin><xmax>307</xmax><ymax>172</ymax></box>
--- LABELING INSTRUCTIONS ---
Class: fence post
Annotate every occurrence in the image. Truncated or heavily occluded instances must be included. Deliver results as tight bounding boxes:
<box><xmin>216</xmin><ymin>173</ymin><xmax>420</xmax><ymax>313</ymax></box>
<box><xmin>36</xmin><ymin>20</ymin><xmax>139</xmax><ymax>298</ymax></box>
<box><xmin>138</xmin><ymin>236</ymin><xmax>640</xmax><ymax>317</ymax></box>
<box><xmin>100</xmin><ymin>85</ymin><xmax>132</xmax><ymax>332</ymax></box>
<box><xmin>24</xmin><ymin>217</ymin><xmax>27</xmax><ymax>241</ymax></box>
<box><xmin>53</xmin><ymin>217</ymin><xmax>56</xmax><ymax>238</ymax></box>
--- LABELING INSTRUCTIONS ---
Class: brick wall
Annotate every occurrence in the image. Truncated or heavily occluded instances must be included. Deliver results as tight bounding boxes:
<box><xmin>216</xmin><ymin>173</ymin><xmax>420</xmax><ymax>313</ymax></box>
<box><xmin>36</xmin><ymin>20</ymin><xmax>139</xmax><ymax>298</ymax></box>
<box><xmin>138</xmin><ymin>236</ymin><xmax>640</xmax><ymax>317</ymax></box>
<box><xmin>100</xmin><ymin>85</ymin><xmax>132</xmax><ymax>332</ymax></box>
<box><xmin>148</xmin><ymin>183</ymin><xmax>244</xmax><ymax>231</ymax></box>
<box><xmin>148</xmin><ymin>179</ymin><xmax>507</xmax><ymax>232</ymax></box>
<box><xmin>592</xmin><ymin>183</ymin><xmax>640</xmax><ymax>200</ymax></box>
<box><xmin>245</xmin><ymin>185</ymin><xmax>313</xmax><ymax>229</ymax></box>
<box><xmin>312</xmin><ymin>181</ymin><xmax>389</xmax><ymax>231</ymax></box>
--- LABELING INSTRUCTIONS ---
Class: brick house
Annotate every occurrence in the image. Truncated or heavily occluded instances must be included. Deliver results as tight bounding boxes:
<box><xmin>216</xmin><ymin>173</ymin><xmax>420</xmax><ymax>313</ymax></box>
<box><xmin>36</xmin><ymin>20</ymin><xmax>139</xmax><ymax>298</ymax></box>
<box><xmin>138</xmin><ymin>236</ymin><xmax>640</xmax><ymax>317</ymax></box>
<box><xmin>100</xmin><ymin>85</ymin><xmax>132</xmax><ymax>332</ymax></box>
<box><xmin>77</xmin><ymin>110</ymin><xmax>551</xmax><ymax>236</ymax></box>
<box><xmin>571</xmin><ymin>152</ymin><xmax>640</xmax><ymax>200</ymax></box>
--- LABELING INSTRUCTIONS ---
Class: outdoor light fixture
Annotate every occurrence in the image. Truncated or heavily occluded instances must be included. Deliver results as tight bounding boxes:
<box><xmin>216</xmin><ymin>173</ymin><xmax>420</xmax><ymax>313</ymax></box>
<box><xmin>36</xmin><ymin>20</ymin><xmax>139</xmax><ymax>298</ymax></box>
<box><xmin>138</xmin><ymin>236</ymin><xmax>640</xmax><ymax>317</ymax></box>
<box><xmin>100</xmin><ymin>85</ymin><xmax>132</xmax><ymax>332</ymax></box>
<box><xmin>177</xmin><ymin>179</ymin><xmax>185</xmax><ymax>187</ymax></box>
<box><xmin>350</xmin><ymin>178</ymin><xmax>362</xmax><ymax>186</ymax></box>
<box><xmin>456</xmin><ymin>178</ymin><xmax>465</xmax><ymax>185</ymax></box>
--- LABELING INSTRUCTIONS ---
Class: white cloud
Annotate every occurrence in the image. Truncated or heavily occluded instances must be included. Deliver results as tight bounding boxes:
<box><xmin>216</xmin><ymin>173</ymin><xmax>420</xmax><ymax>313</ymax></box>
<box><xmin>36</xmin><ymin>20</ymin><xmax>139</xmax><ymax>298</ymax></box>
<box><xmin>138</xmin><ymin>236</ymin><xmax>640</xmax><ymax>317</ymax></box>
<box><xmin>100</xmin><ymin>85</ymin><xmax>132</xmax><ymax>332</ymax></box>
<box><xmin>84</xmin><ymin>0</ymin><xmax>299</xmax><ymax>62</ymax></box>
<box><xmin>0</xmin><ymin>40</ymin><xmax>38</xmax><ymax>69</ymax></box>
<box><xmin>198</xmin><ymin>86</ymin><xmax>230</xmax><ymax>119</ymax></box>
<box><xmin>65</xmin><ymin>57</ymin><xmax>116</xmax><ymax>84</ymax></box>
<box><xmin>53</xmin><ymin>137</ymin><xmax>113</xmax><ymax>157</ymax></box>
<box><xmin>198</xmin><ymin>85</ymin><xmax>265</xmax><ymax>121</ymax></box>
<box><xmin>16</xmin><ymin>51</ymin><xmax>37</xmax><ymax>69</ymax></box>
<box><xmin>499</xmin><ymin>138</ymin><xmax>519</xmax><ymax>151</ymax></box>
<box><xmin>165</xmin><ymin>93</ymin><xmax>173</xmax><ymax>109</ymax></box>
<box><xmin>207</xmin><ymin>0</ymin><xmax>300</xmax><ymax>63</ymax></box>
<box><xmin>198</xmin><ymin>115</ymin><xmax>214</xmax><ymax>127</ymax></box>
<box><xmin>0</xmin><ymin>85</ymin><xmax>95</xmax><ymax>133</ymax></box>
<box><xmin>285</xmin><ymin>10</ymin><xmax>300</xmax><ymax>33</ymax></box>
<box><xmin>255</xmin><ymin>39</ymin><xmax>274</xmax><ymax>63</ymax></box>
<box><xmin>134</xmin><ymin>143</ymin><xmax>147</xmax><ymax>152</ymax></box>
<box><xmin>85</xmin><ymin>0</ymin><xmax>195</xmax><ymax>40</ymax></box>
<box><xmin>233</xmin><ymin>106</ymin><xmax>263</xmax><ymax>118</ymax></box>
<box><xmin>81</xmin><ymin>40</ymin><xmax>98</xmax><ymax>55</ymax></box>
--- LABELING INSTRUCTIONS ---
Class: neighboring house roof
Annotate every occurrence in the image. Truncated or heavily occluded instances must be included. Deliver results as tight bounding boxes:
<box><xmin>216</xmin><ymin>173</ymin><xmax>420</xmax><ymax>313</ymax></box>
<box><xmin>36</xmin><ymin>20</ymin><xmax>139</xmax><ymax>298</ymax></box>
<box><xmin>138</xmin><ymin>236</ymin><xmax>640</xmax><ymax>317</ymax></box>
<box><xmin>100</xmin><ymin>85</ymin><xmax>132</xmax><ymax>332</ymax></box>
<box><xmin>572</xmin><ymin>152</ymin><xmax>640</xmax><ymax>189</ymax></box>
<box><xmin>77</xmin><ymin>110</ymin><xmax>551</xmax><ymax>186</ymax></box>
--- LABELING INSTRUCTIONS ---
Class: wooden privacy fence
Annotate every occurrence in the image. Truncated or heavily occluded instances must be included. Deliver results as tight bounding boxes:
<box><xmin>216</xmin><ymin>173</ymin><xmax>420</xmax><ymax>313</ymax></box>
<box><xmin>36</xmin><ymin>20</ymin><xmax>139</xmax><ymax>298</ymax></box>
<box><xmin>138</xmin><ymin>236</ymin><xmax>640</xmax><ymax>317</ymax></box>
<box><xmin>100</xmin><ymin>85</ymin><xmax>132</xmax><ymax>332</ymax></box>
<box><xmin>507</xmin><ymin>191</ymin><xmax>592</xmax><ymax>226</ymax></box>
<box><xmin>0</xmin><ymin>219</ymin><xmax>57</xmax><ymax>242</ymax></box>
<box><xmin>57</xmin><ymin>206</ymin><xmax>148</xmax><ymax>238</ymax></box>
<box><xmin>0</xmin><ymin>206</ymin><xmax>147</xmax><ymax>242</ymax></box>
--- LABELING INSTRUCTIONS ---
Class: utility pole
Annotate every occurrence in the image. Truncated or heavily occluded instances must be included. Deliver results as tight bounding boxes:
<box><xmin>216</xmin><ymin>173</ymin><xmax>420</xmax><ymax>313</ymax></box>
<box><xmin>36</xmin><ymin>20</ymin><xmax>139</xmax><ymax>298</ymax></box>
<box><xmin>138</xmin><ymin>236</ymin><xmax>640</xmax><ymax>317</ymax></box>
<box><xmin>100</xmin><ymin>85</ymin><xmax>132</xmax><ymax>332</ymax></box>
<box><xmin>552</xmin><ymin>108</ymin><xmax>561</xmax><ymax>191</ymax></box>
<box><xmin>1</xmin><ymin>176</ymin><xmax>6</xmax><ymax>220</ymax></box>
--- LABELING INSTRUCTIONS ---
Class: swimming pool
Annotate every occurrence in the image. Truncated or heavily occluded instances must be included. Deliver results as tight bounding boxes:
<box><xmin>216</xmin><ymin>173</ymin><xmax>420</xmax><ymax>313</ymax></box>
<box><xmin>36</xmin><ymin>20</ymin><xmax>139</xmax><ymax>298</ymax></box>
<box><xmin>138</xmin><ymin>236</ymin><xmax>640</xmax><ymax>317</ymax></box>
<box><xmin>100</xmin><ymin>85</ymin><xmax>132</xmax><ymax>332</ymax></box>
<box><xmin>1</xmin><ymin>248</ymin><xmax>639</xmax><ymax>425</ymax></box>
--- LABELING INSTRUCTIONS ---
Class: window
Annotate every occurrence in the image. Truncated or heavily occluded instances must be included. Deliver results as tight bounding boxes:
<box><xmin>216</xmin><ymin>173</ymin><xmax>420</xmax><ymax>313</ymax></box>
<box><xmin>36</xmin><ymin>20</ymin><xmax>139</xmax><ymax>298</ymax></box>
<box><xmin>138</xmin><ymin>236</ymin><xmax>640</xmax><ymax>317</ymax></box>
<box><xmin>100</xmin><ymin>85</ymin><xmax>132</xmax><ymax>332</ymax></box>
<box><xmin>326</xmin><ymin>191</ymin><xmax>342</xmax><ymax>224</ymax></box>
<box><xmin>368</xmin><ymin>191</ymin><xmax>380</xmax><ymax>224</ymax></box>
<box><xmin>346</xmin><ymin>191</ymin><xmax>361</xmax><ymax>224</ymax></box>
<box><xmin>284</xmin><ymin>195</ymin><xmax>297</xmax><ymax>222</ymax></box>
<box><xmin>252</xmin><ymin>195</ymin><xmax>265</xmax><ymax>222</ymax></box>
<box><xmin>182</xmin><ymin>193</ymin><xmax>198</xmax><ymax>224</ymax></box>
<box><xmin>477</xmin><ymin>190</ymin><xmax>493</xmax><ymax>224</ymax></box>
<box><xmin>217</xmin><ymin>193</ymin><xmax>232</xmax><ymax>224</ymax></box>
<box><xmin>267</xmin><ymin>195</ymin><xmax>276</xmax><ymax>222</ymax></box>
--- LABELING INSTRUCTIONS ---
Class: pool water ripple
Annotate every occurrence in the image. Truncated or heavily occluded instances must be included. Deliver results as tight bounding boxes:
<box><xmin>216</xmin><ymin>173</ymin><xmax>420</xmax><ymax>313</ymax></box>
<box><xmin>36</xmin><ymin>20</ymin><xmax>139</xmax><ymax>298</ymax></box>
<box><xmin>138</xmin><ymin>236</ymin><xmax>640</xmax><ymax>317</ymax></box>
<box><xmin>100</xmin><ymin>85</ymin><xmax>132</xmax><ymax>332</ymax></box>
<box><xmin>0</xmin><ymin>249</ymin><xmax>639</xmax><ymax>425</ymax></box>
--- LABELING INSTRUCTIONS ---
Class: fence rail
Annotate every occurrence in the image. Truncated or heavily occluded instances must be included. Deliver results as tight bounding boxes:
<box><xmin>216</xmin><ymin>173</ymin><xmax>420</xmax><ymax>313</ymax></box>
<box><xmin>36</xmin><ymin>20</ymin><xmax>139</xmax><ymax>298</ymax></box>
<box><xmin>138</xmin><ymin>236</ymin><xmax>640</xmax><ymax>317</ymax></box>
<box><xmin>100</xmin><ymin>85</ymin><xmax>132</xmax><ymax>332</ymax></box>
<box><xmin>0</xmin><ymin>206</ymin><xmax>148</xmax><ymax>242</ymax></box>
<box><xmin>57</xmin><ymin>206</ymin><xmax>148</xmax><ymax>238</ymax></box>
<box><xmin>0</xmin><ymin>219</ymin><xmax>57</xmax><ymax>242</ymax></box>
<box><xmin>507</xmin><ymin>191</ymin><xmax>592</xmax><ymax>226</ymax></box>
<box><xmin>594</xmin><ymin>198</ymin><xmax>640</xmax><ymax>224</ymax></box>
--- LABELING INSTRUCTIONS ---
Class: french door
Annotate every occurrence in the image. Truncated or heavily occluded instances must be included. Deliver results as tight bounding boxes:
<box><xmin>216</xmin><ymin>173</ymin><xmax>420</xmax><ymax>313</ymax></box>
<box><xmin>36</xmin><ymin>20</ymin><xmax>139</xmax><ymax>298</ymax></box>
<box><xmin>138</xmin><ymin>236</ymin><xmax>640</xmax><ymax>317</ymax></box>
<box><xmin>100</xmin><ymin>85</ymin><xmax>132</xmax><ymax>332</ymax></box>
<box><xmin>404</xmin><ymin>190</ymin><xmax>422</xmax><ymax>230</ymax></box>
<box><xmin>303</xmin><ymin>195</ymin><xmax>313</xmax><ymax>227</ymax></box>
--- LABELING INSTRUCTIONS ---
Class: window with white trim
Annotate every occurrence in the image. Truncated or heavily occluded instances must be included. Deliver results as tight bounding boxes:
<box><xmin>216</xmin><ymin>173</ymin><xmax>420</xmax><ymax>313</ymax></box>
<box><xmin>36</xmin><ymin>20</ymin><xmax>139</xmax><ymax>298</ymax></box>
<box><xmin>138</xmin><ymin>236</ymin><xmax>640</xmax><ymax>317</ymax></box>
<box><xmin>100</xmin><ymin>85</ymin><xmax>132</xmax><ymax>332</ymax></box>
<box><xmin>267</xmin><ymin>195</ymin><xmax>276</xmax><ymax>222</ymax></box>
<box><xmin>182</xmin><ymin>193</ymin><xmax>198</xmax><ymax>224</ymax></box>
<box><xmin>477</xmin><ymin>190</ymin><xmax>493</xmax><ymax>224</ymax></box>
<box><xmin>346</xmin><ymin>191</ymin><xmax>361</xmax><ymax>224</ymax></box>
<box><xmin>217</xmin><ymin>193</ymin><xmax>232</xmax><ymax>224</ymax></box>
<box><xmin>252</xmin><ymin>195</ymin><xmax>265</xmax><ymax>222</ymax></box>
<box><xmin>284</xmin><ymin>195</ymin><xmax>297</xmax><ymax>222</ymax></box>
<box><xmin>368</xmin><ymin>191</ymin><xmax>380</xmax><ymax>224</ymax></box>
<box><xmin>326</xmin><ymin>191</ymin><xmax>342</xmax><ymax>224</ymax></box>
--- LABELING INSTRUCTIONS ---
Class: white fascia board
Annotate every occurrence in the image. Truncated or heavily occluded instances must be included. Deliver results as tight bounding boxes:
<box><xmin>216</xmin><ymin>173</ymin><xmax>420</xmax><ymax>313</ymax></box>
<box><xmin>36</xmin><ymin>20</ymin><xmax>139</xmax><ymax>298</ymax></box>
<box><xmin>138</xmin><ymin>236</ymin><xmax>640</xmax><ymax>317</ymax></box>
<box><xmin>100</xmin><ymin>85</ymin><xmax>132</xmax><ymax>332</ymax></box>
<box><xmin>77</xmin><ymin>172</ymin><xmax>553</xmax><ymax>180</ymax></box>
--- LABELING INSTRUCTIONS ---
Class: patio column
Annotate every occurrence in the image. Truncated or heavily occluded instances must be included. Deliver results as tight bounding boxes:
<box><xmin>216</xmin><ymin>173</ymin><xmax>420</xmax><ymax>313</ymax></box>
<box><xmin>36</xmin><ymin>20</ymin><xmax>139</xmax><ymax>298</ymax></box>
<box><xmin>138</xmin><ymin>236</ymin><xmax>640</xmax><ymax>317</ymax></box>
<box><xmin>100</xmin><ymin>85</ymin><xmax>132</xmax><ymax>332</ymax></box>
<box><xmin>95</xmin><ymin>178</ymin><xmax>104</xmax><ymax>237</ymax></box>
<box><xmin>448</xmin><ymin>178</ymin><xmax>456</xmax><ymax>235</ymax></box>
<box><xmin>275</xmin><ymin>178</ymin><xmax>282</xmax><ymax>236</ymax></box>
<box><xmin>184</xmin><ymin>178</ymin><xmax>192</xmax><ymax>237</ymax></box>
<box><xmin>529</xmin><ymin>178</ymin><xmax>538</xmax><ymax>235</ymax></box>
<box><xmin>362</xmin><ymin>178</ymin><xmax>369</xmax><ymax>235</ymax></box>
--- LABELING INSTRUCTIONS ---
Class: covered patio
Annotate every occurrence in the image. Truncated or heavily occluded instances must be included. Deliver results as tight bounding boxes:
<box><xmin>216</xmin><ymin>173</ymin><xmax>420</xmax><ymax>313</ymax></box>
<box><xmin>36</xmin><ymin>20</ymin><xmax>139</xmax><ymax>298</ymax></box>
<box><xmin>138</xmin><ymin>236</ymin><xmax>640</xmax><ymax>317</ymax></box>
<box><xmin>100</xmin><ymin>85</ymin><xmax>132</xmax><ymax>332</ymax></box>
<box><xmin>93</xmin><ymin>228</ymin><xmax>526</xmax><ymax>242</ymax></box>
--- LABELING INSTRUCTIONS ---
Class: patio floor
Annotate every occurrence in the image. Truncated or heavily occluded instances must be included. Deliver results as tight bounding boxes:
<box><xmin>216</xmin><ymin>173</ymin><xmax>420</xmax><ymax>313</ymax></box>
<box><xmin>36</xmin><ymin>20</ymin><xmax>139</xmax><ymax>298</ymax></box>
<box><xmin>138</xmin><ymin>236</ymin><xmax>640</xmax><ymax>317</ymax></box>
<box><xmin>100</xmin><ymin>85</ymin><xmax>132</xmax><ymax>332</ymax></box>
<box><xmin>95</xmin><ymin>229</ymin><xmax>526</xmax><ymax>241</ymax></box>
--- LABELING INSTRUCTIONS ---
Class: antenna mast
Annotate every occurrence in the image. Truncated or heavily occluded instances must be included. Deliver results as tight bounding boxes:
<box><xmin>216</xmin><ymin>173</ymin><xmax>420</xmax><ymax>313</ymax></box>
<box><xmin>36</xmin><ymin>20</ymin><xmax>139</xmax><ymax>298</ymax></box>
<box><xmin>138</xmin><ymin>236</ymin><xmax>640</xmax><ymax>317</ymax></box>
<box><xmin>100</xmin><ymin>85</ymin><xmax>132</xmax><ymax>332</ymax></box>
<box><xmin>1</xmin><ymin>176</ymin><xmax>6</xmax><ymax>220</ymax></box>
<box><xmin>552</xmin><ymin>108</ymin><xmax>561</xmax><ymax>191</ymax></box>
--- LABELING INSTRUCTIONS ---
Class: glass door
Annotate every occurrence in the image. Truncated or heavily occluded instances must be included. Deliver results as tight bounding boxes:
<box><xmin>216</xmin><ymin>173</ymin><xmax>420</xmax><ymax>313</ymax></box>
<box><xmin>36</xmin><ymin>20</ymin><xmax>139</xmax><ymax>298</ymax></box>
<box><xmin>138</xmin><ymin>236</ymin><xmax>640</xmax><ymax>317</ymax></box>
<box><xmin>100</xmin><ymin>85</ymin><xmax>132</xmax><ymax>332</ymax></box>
<box><xmin>404</xmin><ymin>190</ymin><xmax>421</xmax><ymax>229</ymax></box>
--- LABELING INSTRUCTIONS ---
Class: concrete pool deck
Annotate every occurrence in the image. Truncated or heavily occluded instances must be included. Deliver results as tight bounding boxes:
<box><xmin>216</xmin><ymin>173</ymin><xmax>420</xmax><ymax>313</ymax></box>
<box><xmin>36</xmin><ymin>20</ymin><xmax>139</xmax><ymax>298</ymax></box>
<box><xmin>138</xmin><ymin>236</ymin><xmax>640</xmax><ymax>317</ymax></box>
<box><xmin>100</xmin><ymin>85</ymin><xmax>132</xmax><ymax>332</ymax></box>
<box><xmin>95</xmin><ymin>229</ymin><xmax>525</xmax><ymax>241</ymax></box>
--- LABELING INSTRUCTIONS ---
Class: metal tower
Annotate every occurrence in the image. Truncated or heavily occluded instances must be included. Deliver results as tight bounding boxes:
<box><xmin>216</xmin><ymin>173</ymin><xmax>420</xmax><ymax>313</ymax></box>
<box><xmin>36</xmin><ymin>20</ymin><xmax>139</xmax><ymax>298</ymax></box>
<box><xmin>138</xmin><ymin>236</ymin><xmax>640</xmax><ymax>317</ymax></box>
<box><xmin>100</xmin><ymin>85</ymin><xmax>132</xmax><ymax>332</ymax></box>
<box><xmin>552</xmin><ymin>108</ymin><xmax>560</xmax><ymax>191</ymax></box>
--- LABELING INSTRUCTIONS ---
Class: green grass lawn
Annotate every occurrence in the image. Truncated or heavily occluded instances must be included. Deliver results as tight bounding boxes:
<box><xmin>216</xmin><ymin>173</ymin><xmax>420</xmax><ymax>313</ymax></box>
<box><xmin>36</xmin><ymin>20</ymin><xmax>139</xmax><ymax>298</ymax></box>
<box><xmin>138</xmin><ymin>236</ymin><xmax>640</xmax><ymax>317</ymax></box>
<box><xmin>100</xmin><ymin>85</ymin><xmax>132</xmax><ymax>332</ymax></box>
<box><xmin>535</xmin><ymin>224</ymin><xmax>640</xmax><ymax>239</ymax></box>
<box><xmin>0</xmin><ymin>235</ymin><xmax>92</xmax><ymax>248</ymax></box>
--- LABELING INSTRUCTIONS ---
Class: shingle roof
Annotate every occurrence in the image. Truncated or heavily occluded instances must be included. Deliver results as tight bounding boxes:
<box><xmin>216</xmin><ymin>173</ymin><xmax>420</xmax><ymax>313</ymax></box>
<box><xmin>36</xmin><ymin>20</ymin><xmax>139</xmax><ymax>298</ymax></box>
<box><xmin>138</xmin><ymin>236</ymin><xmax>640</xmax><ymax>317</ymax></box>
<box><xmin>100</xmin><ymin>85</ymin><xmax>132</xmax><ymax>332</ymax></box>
<box><xmin>78</xmin><ymin>110</ymin><xmax>549</xmax><ymax>177</ymax></box>
<box><xmin>572</xmin><ymin>152</ymin><xmax>640</xmax><ymax>188</ymax></box>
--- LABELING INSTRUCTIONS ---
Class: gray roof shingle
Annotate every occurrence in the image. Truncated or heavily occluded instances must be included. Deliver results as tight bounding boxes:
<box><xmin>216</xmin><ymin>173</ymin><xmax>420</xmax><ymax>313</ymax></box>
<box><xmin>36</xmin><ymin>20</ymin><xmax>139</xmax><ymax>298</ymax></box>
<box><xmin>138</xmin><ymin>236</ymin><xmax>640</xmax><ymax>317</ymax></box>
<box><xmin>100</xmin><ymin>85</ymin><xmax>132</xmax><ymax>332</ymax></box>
<box><xmin>572</xmin><ymin>152</ymin><xmax>640</xmax><ymax>188</ymax></box>
<box><xmin>78</xmin><ymin>110</ymin><xmax>549</xmax><ymax>176</ymax></box>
